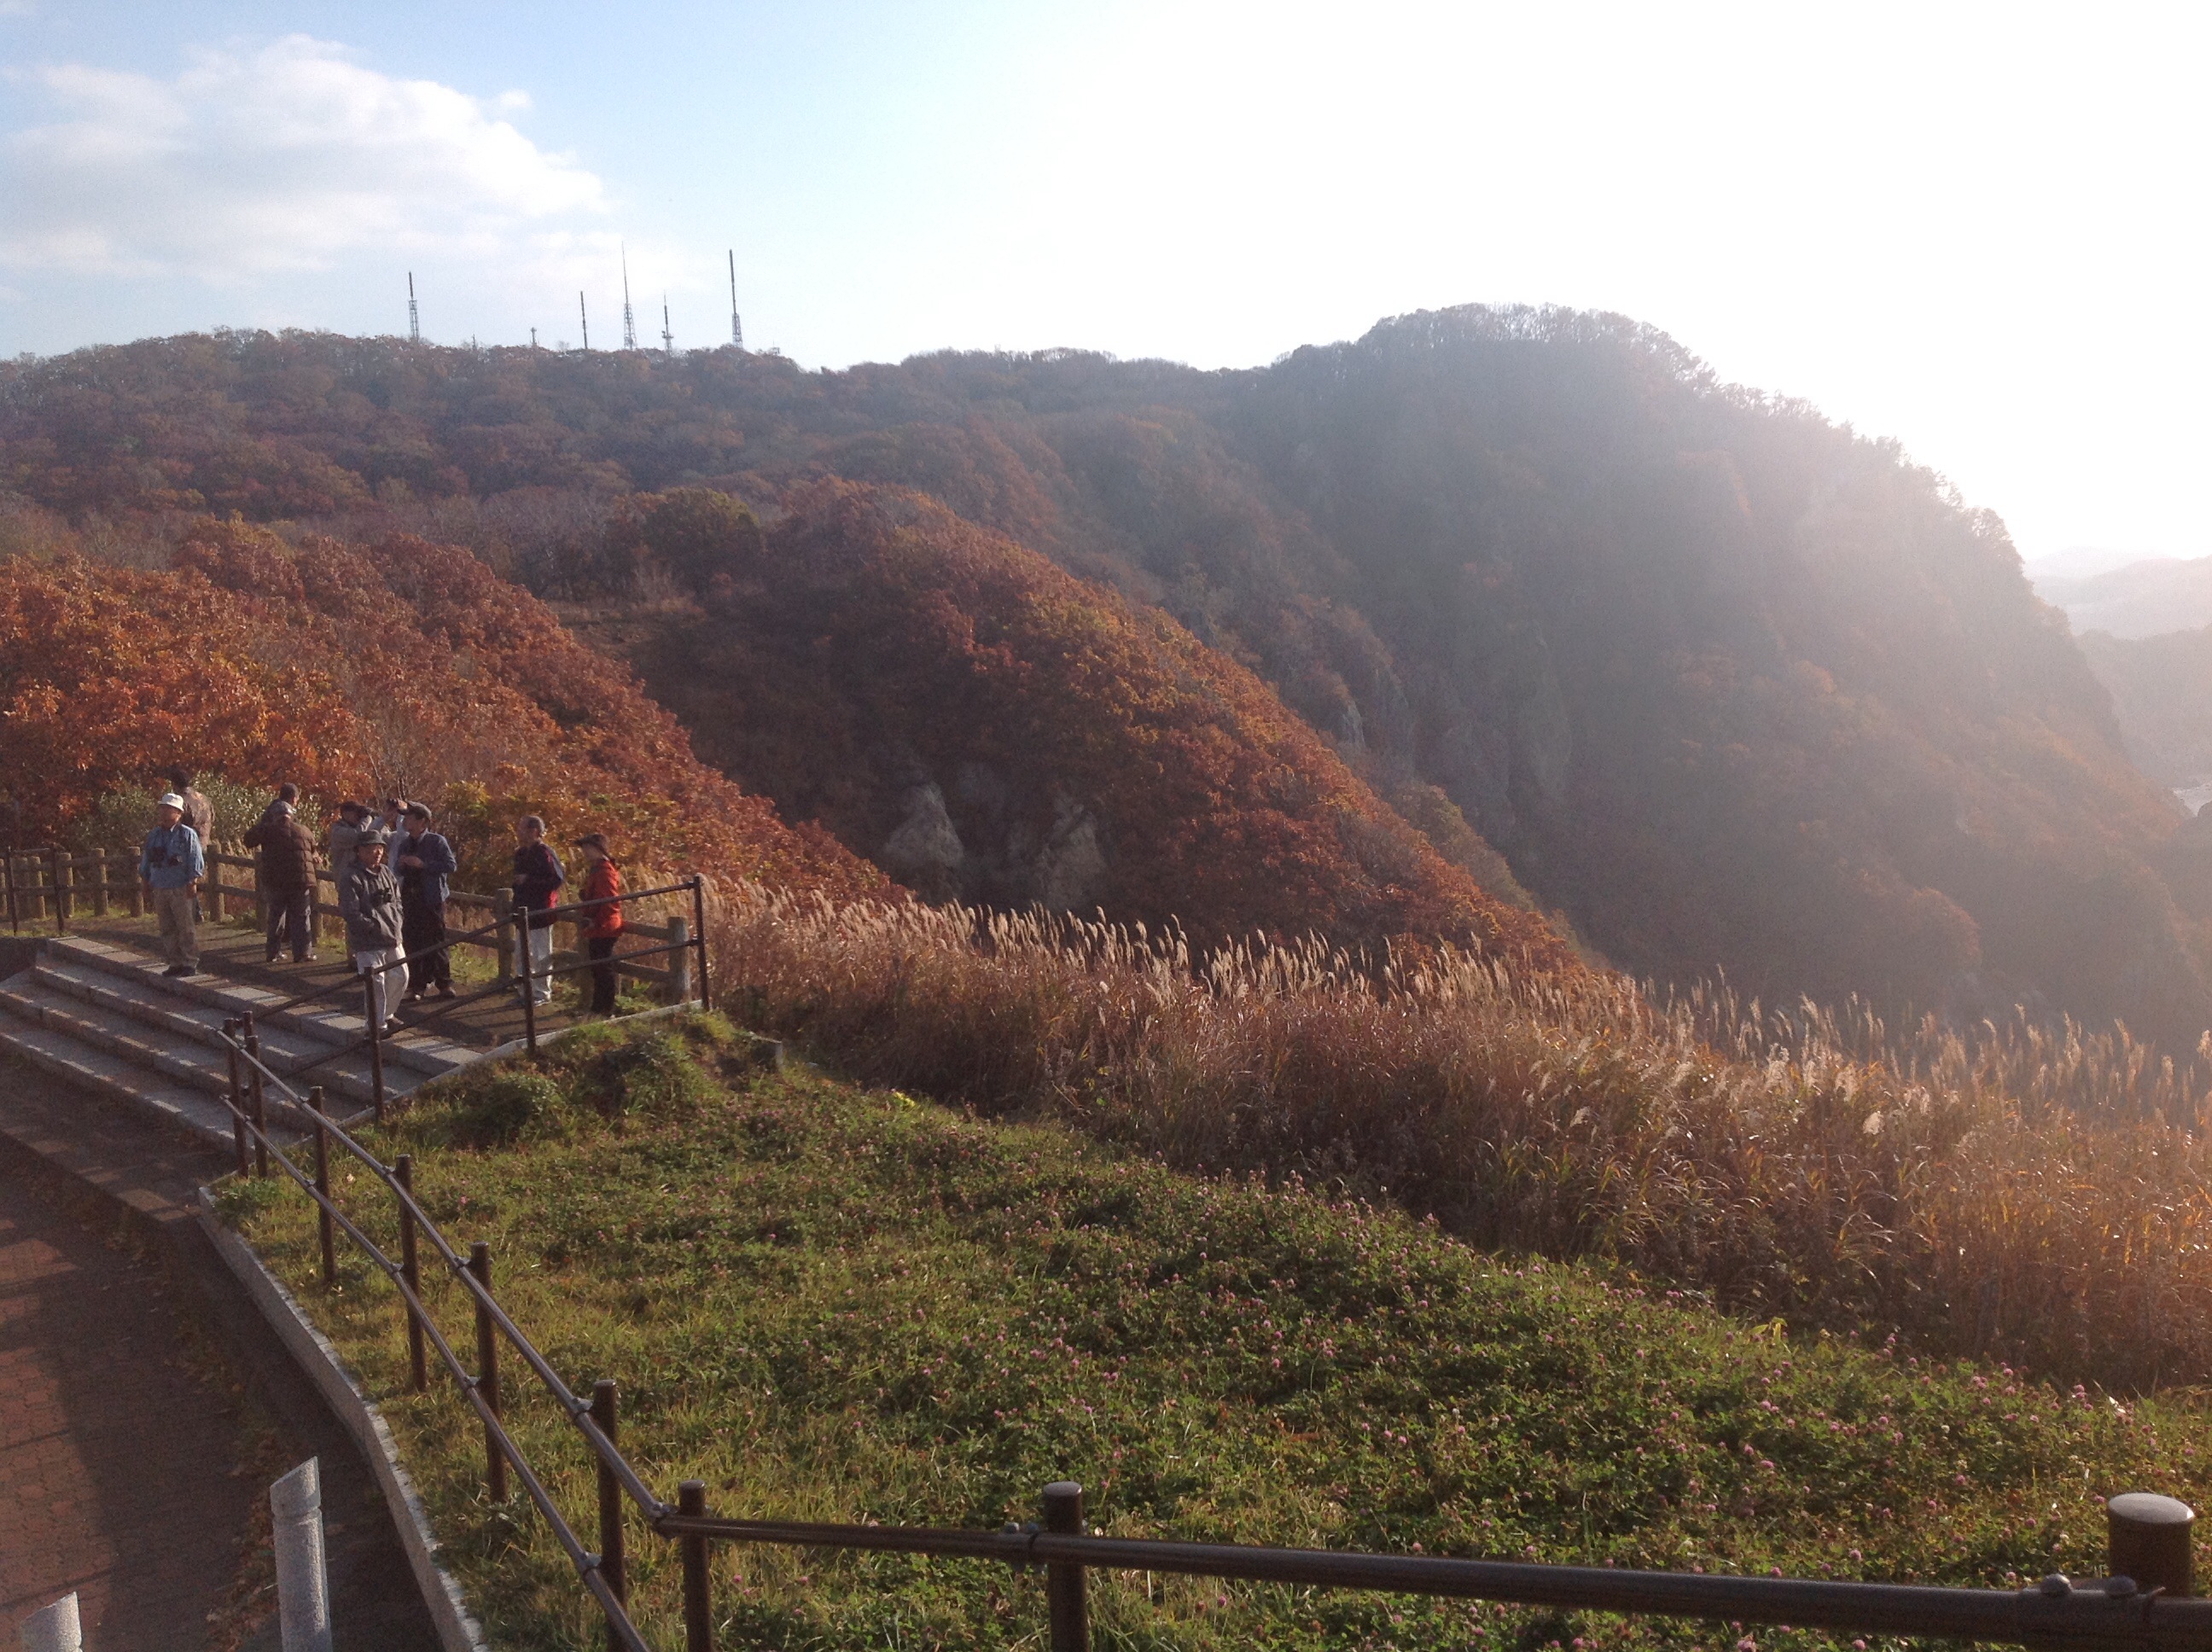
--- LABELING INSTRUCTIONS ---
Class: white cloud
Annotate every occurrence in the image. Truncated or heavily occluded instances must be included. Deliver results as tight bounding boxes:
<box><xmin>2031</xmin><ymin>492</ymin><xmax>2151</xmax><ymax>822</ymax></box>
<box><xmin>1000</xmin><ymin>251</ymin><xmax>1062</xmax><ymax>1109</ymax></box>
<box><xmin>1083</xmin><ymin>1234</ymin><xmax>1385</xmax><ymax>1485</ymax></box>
<box><xmin>0</xmin><ymin>36</ymin><xmax>604</xmax><ymax>281</ymax></box>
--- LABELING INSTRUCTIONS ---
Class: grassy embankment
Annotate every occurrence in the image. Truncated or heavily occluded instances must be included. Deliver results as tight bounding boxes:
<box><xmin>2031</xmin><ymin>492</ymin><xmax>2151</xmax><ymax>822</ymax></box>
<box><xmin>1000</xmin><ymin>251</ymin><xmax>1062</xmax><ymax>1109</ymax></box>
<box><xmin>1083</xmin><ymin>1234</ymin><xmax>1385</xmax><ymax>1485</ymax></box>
<box><xmin>225</xmin><ymin>1015</ymin><xmax>2211</xmax><ymax>1652</ymax></box>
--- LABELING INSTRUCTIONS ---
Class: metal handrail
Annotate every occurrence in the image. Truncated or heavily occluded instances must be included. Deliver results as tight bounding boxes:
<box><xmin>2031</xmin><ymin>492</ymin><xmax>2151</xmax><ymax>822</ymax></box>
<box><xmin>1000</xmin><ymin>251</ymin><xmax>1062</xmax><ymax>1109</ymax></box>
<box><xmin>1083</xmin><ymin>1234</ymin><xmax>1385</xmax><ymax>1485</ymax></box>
<box><xmin>251</xmin><ymin>877</ymin><xmax>708</xmax><ymax>1114</ymax></box>
<box><xmin>209</xmin><ymin>1052</ymin><xmax>651</xmax><ymax>1650</ymax></box>
<box><xmin>207</xmin><ymin>1013</ymin><xmax>2212</xmax><ymax>1652</ymax></box>
<box><xmin>256</xmin><ymin>911</ymin><xmax>509</xmax><ymax>1019</ymax></box>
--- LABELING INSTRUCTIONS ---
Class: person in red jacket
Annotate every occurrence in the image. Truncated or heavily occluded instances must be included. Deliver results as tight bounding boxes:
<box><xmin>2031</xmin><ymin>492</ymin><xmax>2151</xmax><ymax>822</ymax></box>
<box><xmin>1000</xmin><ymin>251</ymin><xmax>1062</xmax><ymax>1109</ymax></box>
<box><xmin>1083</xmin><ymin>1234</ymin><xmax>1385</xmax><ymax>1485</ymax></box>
<box><xmin>575</xmin><ymin>833</ymin><xmax>625</xmax><ymax>1015</ymax></box>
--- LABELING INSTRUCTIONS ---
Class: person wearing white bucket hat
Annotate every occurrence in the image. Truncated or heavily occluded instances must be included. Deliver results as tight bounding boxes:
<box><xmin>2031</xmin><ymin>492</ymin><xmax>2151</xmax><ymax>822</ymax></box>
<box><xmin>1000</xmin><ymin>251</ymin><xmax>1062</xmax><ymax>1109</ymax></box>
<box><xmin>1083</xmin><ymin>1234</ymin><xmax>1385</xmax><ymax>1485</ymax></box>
<box><xmin>138</xmin><ymin>791</ymin><xmax>205</xmax><ymax>975</ymax></box>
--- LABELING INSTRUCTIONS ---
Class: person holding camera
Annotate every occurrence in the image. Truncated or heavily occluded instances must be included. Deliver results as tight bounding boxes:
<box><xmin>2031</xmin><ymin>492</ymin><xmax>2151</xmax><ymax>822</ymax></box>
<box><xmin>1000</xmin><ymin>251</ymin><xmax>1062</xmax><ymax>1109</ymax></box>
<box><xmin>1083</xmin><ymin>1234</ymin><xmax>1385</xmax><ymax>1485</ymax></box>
<box><xmin>139</xmin><ymin>791</ymin><xmax>205</xmax><ymax>977</ymax></box>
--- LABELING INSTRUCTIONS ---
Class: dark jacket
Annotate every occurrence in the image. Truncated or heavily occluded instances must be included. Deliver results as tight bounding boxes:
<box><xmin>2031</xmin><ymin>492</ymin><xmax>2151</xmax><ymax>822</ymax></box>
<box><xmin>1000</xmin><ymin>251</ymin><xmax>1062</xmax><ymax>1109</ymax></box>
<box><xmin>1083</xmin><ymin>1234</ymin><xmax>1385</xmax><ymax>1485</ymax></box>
<box><xmin>337</xmin><ymin>860</ymin><xmax>404</xmax><ymax>951</ymax></box>
<box><xmin>243</xmin><ymin>810</ymin><xmax>318</xmax><ymax>893</ymax></box>
<box><xmin>511</xmin><ymin>841</ymin><xmax>565</xmax><ymax>930</ymax></box>
<box><xmin>580</xmin><ymin>857</ymin><xmax>625</xmax><ymax>939</ymax></box>
<box><xmin>394</xmin><ymin>830</ymin><xmax>457</xmax><ymax>911</ymax></box>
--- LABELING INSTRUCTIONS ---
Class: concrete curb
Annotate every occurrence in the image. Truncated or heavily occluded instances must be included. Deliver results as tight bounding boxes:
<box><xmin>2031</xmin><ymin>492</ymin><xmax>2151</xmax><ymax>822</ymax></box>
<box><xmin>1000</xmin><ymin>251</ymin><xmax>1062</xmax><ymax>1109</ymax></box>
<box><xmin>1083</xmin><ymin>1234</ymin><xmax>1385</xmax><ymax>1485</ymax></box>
<box><xmin>194</xmin><ymin>1187</ymin><xmax>488</xmax><ymax>1652</ymax></box>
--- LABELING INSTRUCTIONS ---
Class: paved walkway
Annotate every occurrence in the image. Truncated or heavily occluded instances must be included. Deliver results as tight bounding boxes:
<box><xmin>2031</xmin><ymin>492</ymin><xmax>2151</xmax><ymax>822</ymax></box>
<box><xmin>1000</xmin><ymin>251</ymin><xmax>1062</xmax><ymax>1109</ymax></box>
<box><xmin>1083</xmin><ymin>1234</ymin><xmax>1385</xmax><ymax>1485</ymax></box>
<box><xmin>0</xmin><ymin>1156</ymin><xmax>254</xmax><ymax>1647</ymax></box>
<box><xmin>0</xmin><ymin>1056</ymin><xmax>442</xmax><ymax>1650</ymax></box>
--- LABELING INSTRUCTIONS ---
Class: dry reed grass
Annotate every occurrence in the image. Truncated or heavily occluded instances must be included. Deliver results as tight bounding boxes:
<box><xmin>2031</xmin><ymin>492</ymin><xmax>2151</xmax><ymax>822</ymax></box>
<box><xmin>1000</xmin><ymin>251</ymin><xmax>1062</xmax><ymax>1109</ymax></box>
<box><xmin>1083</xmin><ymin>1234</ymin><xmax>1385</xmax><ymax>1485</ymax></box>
<box><xmin>712</xmin><ymin>889</ymin><xmax>2212</xmax><ymax>1392</ymax></box>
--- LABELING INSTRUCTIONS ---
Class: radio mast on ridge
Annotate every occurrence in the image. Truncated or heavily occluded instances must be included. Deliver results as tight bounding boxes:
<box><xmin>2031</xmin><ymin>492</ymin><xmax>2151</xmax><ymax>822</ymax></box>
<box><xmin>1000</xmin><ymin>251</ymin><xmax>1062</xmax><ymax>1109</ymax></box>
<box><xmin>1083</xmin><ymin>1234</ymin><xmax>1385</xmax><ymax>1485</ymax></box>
<box><xmin>728</xmin><ymin>250</ymin><xmax>744</xmax><ymax>350</ymax></box>
<box><xmin>408</xmin><ymin>273</ymin><xmax>420</xmax><ymax>343</ymax></box>
<box><xmin>661</xmin><ymin>296</ymin><xmax>674</xmax><ymax>356</ymax></box>
<box><xmin>620</xmin><ymin>247</ymin><xmax>637</xmax><ymax>351</ymax></box>
<box><xmin>579</xmin><ymin>291</ymin><xmax>591</xmax><ymax>351</ymax></box>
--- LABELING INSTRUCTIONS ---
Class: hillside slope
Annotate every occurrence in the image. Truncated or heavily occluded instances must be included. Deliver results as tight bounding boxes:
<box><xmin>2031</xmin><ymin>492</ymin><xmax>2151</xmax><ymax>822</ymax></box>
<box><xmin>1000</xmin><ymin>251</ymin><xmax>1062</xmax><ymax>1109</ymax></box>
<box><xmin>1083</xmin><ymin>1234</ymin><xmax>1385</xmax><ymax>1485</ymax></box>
<box><xmin>578</xmin><ymin>481</ymin><xmax>1573</xmax><ymax>964</ymax></box>
<box><xmin>2</xmin><ymin>321</ymin><xmax>2202</xmax><ymax>1044</ymax></box>
<box><xmin>0</xmin><ymin>520</ymin><xmax>883</xmax><ymax>897</ymax></box>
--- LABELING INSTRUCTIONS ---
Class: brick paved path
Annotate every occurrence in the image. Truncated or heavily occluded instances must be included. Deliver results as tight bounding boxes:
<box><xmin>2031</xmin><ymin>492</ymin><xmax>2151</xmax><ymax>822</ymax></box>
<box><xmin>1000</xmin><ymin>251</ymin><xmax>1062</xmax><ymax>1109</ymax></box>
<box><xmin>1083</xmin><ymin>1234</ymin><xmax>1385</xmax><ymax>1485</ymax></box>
<box><xmin>0</xmin><ymin>1163</ymin><xmax>255</xmax><ymax>1647</ymax></box>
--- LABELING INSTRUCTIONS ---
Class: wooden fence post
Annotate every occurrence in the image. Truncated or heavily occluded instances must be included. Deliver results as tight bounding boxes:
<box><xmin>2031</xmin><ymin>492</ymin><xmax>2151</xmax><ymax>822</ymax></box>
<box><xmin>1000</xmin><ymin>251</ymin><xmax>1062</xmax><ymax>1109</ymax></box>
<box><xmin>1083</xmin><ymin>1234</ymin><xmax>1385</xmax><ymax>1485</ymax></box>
<box><xmin>1044</xmin><ymin>1481</ymin><xmax>1088</xmax><ymax>1652</ymax></box>
<box><xmin>469</xmin><ymin>1242</ymin><xmax>507</xmax><ymax>1504</ymax></box>
<box><xmin>244</xmin><ymin>1010</ymin><xmax>269</xmax><ymax>1178</ymax></box>
<box><xmin>2109</xmin><ymin>1492</ymin><xmax>2195</xmax><ymax>1595</ymax></box>
<box><xmin>208</xmin><ymin>847</ymin><xmax>225</xmax><ymax>922</ymax></box>
<box><xmin>493</xmin><ymin>890</ymin><xmax>515</xmax><ymax>989</ymax></box>
<box><xmin>310</xmin><ymin>1086</ymin><xmax>335</xmax><ymax>1288</ymax></box>
<box><xmin>679</xmin><ymin>1480</ymin><xmax>712</xmax><ymax>1652</ymax></box>
<box><xmin>396</xmin><ymin>1155</ymin><xmax>427</xmax><ymax>1392</ymax></box>
<box><xmin>224</xmin><ymin>1019</ymin><xmax>249</xmax><ymax>1180</ymax></box>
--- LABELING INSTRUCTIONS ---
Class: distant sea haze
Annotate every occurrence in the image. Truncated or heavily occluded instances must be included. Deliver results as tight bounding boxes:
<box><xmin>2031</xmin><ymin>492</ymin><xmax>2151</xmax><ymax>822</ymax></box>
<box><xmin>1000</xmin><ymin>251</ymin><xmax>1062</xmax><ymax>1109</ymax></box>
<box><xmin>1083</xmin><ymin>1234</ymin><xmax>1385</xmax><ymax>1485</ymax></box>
<box><xmin>2029</xmin><ymin>552</ymin><xmax>2212</xmax><ymax>640</ymax></box>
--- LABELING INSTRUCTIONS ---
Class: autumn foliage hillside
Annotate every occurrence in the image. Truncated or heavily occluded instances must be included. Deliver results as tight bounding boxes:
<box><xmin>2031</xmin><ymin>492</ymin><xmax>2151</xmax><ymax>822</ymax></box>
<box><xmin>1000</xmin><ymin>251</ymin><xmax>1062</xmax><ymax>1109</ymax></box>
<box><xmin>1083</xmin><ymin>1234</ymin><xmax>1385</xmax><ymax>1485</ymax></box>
<box><xmin>0</xmin><ymin>520</ymin><xmax>883</xmax><ymax>898</ymax></box>
<box><xmin>7</xmin><ymin>323</ymin><xmax>2206</xmax><ymax>1048</ymax></box>
<box><xmin>591</xmin><ymin>481</ymin><xmax>1573</xmax><ymax>965</ymax></box>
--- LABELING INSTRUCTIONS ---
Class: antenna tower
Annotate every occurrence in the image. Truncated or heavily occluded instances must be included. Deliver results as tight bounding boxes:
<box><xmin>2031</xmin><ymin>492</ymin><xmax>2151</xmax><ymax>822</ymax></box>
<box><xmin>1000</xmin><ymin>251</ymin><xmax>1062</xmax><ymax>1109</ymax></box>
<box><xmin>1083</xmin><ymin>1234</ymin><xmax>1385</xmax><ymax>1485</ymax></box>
<box><xmin>579</xmin><ymin>291</ymin><xmax>590</xmax><ymax>351</ymax></box>
<box><xmin>661</xmin><ymin>296</ymin><xmax>674</xmax><ymax>356</ymax></box>
<box><xmin>530</xmin><ymin>327</ymin><xmax>538</xmax><ymax>350</ymax></box>
<box><xmin>728</xmin><ymin>250</ymin><xmax>744</xmax><ymax>350</ymax></box>
<box><xmin>408</xmin><ymin>273</ymin><xmax>420</xmax><ymax>343</ymax></box>
<box><xmin>620</xmin><ymin>247</ymin><xmax>637</xmax><ymax>351</ymax></box>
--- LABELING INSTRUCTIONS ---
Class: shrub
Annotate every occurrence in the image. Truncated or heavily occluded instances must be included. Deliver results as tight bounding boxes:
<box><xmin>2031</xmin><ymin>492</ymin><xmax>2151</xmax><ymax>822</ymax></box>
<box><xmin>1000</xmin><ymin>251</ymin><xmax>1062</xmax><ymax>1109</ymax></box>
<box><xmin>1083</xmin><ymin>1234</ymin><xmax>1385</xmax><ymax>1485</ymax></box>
<box><xmin>714</xmin><ymin>886</ymin><xmax>2212</xmax><ymax>1391</ymax></box>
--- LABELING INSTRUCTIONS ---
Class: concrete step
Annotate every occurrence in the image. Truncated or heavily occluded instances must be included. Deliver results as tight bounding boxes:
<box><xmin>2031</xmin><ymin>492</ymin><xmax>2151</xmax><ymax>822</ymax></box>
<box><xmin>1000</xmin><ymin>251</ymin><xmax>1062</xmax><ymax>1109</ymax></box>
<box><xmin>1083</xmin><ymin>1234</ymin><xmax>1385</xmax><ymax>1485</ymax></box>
<box><xmin>0</xmin><ymin>1013</ymin><xmax>260</xmax><ymax>1151</ymax></box>
<box><xmin>31</xmin><ymin>957</ymin><xmax>424</xmax><ymax>1109</ymax></box>
<box><xmin>2</xmin><ymin>972</ymin><xmax>397</xmax><ymax>1115</ymax></box>
<box><xmin>0</xmin><ymin>935</ymin><xmax>488</xmax><ymax>1156</ymax></box>
<box><xmin>46</xmin><ymin>937</ymin><xmax>477</xmax><ymax>1082</ymax></box>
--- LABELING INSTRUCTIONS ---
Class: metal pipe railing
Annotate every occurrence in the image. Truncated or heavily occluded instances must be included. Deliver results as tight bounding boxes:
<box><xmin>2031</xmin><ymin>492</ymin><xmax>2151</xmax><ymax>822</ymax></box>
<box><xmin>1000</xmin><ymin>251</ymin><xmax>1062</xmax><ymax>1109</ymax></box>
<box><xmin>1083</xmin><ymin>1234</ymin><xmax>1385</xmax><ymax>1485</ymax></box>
<box><xmin>209</xmin><ymin>1018</ymin><xmax>2209</xmax><ymax>1652</ymax></box>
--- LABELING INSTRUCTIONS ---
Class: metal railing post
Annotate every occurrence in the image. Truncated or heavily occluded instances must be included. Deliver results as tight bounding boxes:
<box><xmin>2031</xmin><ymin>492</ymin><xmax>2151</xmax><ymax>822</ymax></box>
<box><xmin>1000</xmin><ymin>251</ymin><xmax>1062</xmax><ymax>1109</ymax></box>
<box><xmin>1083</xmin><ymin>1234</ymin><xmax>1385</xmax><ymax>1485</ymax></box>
<box><xmin>224</xmin><ymin>1018</ymin><xmax>249</xmax><ymax>1179</ymax></box>
<box><xmin>593</xmin><ymin>1380</ymin><xmax>627</xmax><ymax>1646</ymax></box>
<box><xmin>244</xmin><ymin>1010</ymin><xmax>268</xmax><ymax>1178</ymax></box>
<box><xmin>364</xmin><ymin>968</ymin><xmax>387</xmax><ymax>1122</ymax></box>
<box><xmin>3</xmin><ymin>852</ymin><xmax>15</xmax><ymax>934</ymax></box>
<box><xmin>469</xmin><ymin>1241</ymin><xmax>507</xmax><ymax>1503</ymax></box>
<box><xmin>680</xmin><ymin>1480</ymin><xmax>713</xmax><ymax>1652</ymax></box>
<box><xmin>396</xmin><ymin>1155</ymin><xmax>427</xmax><ymax>1393</ymax></box>
<box><xmin>691</xmin><ymin>875</ymin><xmax>712</xmax><ymax>1011</ymax></box>
<box><xmin>2110</xmin><ymin>1492</ymin><xmax>2196</xmax><ymax>1596</ymax></box>
<box><xmin>1045</xmin><ymin>1480</ymin><xmax>1088</xmax><ymax>1652</ymax></box>
<box><xmin>310</xmin><ymin>1086</ymin><xmax>336</xmax><ymax>1287</ymax></box>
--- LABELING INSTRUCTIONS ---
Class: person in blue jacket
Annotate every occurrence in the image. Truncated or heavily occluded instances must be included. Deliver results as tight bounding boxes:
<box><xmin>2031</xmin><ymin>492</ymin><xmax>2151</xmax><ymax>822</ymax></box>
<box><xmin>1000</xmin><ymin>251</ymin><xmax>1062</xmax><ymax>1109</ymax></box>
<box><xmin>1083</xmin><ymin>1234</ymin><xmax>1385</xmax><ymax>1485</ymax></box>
<box><xmin>394</xmin><ymin>802</ymin><xmax>459</xmax><ymax>1000</ymax></box>
<box><xmin>138</xmin><ymin>791</ymin><xmax>206</xmax><ymax>976</ymax></box>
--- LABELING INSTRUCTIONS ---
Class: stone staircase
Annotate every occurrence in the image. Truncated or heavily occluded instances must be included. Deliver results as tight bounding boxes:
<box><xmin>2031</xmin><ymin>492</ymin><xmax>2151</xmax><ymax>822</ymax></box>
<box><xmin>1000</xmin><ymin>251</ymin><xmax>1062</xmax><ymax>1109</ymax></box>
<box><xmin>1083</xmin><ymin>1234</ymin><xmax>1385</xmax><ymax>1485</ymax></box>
<box><xmin>0</xmin><ymin>936</ymin><xmax>482</xmax><ymax>1149</ymax></box>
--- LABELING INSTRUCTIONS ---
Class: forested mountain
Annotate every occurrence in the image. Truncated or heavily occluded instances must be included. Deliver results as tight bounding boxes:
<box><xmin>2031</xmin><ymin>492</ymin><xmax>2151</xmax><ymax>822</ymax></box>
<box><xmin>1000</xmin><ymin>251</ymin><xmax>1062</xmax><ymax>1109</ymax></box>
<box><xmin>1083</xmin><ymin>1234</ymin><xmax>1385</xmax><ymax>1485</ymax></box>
<box><xmin>2</xmin><ymin>311</ymin><xmax>2203</xmax><ymax>1046</ymax></box>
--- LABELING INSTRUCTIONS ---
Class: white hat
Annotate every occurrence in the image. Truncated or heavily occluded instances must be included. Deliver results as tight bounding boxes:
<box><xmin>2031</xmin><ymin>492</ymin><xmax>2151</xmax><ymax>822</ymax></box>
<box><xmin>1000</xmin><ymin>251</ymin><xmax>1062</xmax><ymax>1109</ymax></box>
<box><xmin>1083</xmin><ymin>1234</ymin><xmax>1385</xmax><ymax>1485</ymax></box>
<box><xmin>157</xmin><ymin>792</ymin><xmax>186</xmax><ymax>811</ymax></box>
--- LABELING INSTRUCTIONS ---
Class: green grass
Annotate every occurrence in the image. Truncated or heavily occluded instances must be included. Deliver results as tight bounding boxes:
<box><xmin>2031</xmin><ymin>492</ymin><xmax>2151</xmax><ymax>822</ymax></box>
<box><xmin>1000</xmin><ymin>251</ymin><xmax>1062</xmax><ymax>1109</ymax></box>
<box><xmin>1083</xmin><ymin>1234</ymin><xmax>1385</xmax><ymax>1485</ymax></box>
<box><xmin>220</xmin><ymin>1015</ymin><xmax>2212</xmax><ymax>1652</ymax></box>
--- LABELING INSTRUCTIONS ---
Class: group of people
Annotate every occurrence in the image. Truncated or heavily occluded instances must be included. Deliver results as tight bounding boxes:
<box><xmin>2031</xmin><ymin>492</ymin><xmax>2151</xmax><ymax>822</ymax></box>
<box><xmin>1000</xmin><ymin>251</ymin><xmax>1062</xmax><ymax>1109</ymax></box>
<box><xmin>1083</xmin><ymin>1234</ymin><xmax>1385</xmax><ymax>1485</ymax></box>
<box><xmin>139</xmin><ymin>772</ymin><xmax>630</xmax><ymax>1030</ymax></box>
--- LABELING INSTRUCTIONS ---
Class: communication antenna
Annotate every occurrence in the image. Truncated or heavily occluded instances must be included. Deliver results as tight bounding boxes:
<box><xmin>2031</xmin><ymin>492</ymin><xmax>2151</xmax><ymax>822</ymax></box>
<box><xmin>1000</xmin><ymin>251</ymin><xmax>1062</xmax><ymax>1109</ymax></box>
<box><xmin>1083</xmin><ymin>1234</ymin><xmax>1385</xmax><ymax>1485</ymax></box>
<box><xmin>407</xmin><ymin>273</ymin><xmax>420</xmax><ymax>343</ymax></box>
<box><xmin>579</xmin><ymin>290</ymin><xmax>590</xmax><ymax>351</ymax></box>
<box><xmin>661</xmin><ymin>295</ymin><xmax>673</xmax><ymax>356</ymax></box>
<box><xmin>530</xmin><ymin>326</ymin><xmax>538</xmax><ymax>350</ymax></box>
<box><xmin>727</xmin><ymin>250</ymin><xmax>743</xmax><ymax>350</ymax></box>
<box><xmin>620</xmin><ymin>246</ymin><xmax>637</xmax><ymax>351</ymax></box>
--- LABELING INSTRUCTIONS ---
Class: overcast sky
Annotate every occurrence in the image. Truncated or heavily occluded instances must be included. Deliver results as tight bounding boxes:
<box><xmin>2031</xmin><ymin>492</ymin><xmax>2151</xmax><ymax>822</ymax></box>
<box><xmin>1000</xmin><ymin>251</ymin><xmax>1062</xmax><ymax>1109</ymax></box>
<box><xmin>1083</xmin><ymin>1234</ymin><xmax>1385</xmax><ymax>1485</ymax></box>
<box><xmin>1</xmin><ymin>1</ymin><xmax>2205</xmax><ymax>569</ymax></box>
